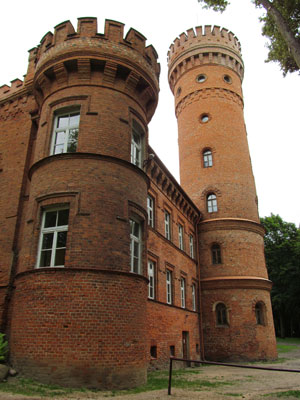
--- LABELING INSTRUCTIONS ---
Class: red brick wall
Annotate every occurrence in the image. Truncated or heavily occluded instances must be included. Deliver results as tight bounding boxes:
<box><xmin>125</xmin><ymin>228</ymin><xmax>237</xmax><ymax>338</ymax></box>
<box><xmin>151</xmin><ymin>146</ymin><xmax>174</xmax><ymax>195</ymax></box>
<box><xmin>10</xmin><ymin>269</ymin><xmax>148</xmax><ymax>388</ymax></box>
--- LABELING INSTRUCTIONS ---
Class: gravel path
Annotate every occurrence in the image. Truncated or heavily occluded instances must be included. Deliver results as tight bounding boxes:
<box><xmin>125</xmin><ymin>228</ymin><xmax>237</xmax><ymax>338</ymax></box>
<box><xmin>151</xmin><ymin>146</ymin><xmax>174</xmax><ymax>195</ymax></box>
<box><xmin>1</xmin><ymin>343</ymin><xmax>300</xmax><ymax>400</ymax></box>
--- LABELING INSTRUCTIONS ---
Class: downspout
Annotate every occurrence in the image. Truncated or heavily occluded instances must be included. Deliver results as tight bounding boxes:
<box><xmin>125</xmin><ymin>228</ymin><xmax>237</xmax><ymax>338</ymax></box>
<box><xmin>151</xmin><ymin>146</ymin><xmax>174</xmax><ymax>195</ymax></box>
<box><xmin>195</xmin><ymin>214</ymin><xmax>205</xmax><ymax>360</ymax></box>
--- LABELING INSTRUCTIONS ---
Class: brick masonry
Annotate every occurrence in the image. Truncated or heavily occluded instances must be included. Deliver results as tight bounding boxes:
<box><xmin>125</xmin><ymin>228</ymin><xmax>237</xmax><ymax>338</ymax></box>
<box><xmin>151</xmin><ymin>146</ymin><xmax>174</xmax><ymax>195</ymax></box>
<box><xmin>0</xmin><ymin>18</ymin><xmax>277</xmax><ymax>389</ymax></box>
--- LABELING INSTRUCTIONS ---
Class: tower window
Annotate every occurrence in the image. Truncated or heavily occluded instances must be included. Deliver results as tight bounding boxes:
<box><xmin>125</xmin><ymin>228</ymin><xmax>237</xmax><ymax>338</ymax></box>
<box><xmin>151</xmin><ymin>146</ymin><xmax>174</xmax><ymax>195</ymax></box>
<box><xmin>211</xmin><ymin>243</ymin><xmax>222</xmax><ymax>264</ymax></box>
<box><xmin>37</xmin><ymin>208</ymin><xmax>69</xmax><ymax>268</ymax></box>
<box><xmin>200</xmin><ymin>113</ymin><xmax>210</xmax><ymax>123</ymax></box>
<box><xmin>216</xmin><ymin>303</ymin><xmax>228</xmax><ymax>326</ymax></box>
<box><xmin>196</xmin><ymin>74</ymin><xmax>207</xmax><ymax>83</ymax></box>
<box><xmin>150</xmin><ymin>346</ymin><xmax>157</xmax><ymax>358</ymax></box>
<box><xmin>255</xmin><ymin>302</ymin><xmax>265</xmax><ymax>325</ymax></box>
<box><xmin>223</xmin><ymin>74</ymin><xmax>232</xmax><ymax>84</ymax></box>
<box><xmin>130</xmin><ymin>219</ymin><xmax>142</xmax><ymax>274</ymax></box>
<box><xmin>51</xmin><ymin>111</ymin><xmax>80</xmax><ymax>155</ymax></box>
<box><xmin>131</xmin><ymin>119</ymin><xmax>144</xmax><ymax>167</ymax></box>
<box><xmin>207</xmin><ymin>193</ymin><xmax>218</xmax><ymax>213</ymax></box>
<box><xmin>203</xmin><ymin>150</ymin><xmax>213</xmax><ymax>168</ymax></box>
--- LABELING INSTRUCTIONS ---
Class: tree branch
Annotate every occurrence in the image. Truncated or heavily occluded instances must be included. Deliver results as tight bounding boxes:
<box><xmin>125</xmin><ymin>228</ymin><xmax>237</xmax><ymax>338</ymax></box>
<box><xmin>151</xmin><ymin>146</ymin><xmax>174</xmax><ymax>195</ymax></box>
<box><xmin>258</xmin><ymin>0</ymin><xmax>300</xmax><ymax>69</ymax></box>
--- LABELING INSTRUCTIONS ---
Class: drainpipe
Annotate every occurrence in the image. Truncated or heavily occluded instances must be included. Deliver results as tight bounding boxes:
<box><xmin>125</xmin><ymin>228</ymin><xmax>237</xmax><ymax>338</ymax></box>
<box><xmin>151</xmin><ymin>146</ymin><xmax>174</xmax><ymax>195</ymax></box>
<box><xmin>195</xmin><ymin>215</ymin><xmax>205</xmax><ymax>360</ymax></box>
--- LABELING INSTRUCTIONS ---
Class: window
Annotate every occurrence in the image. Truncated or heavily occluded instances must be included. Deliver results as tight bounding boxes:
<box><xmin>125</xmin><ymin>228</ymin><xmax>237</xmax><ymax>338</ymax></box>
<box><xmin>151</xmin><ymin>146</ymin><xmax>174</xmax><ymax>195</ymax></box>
<box><xmin>148</xmin><ymin>260</ymin><xmax>155</xmax><ymax>299</ymax></box>
<box><xmin>147</xmin><ymin>195</ymin><xmax>154</xmax><ymax>227</ymax></box>
<box><xmin>170</xmin><ymin>345</ymin><xmax>175</xmax><ymax>356</ymax></box>
<box><xmin>130</xmin><ymin>219</ymin><xmax>142</xmax><ymax>274</ymax></box>
<box><xmin>150</xmin><ymin>346</ymin><xmax>157</xmax><ymax>358</ymax></box>
<box><xmin>196</xmin><ymin>74</ymin><xmax>207</xmax><ymax>83</ymax></box>
<box><xmin>255</xmin><ymin>302</ymin><xmax>265</xmax><ymax>325</ymax></box>
<box><xmin>131</xmin><ymin>119</ymin><xmax>144</xmax><ymax>167</ymax></box>
<box><xmin>165</xmin><ymin>211</ymin><xmax>171</xmax><ymax>240</ymax></box>
<box><xmin>37</xmin><ymin>208</ymin><xmax>69</xmax><ymax>268</ymax></box>
<box><xmin>203</xmin><ymin>150</ymin><xmax>213</xmax><ymax>168</ymax></box>
<box><xmin>166</xmin><ymin>270</ymin><xmax>172</xmax><ymax>304</ymax></box>
<box><xmin>192</xmin><ymin>283</ymin><xmax>197</xmax><ymax>311</ymax></box>
<box><xmin>189</xmin><ymin>234</ymin><xmax>194</xmax><ymax>258</ymax></box>
<box><xmin>180</xmin><ymin>277</ymin><xmax>186</xmax><ymax>308</ymax></box>
<box><xmin>216</xmin><ymin>303</ymin><xmax>228</xmax><ymax>326</ymax></box>
<box><xmin>207</xmin><ymin>193</ymin><xmax>218</xmax><ymax>213</ymax></box>
<box><xmin>51</xmin><ymin>111</ymin><xmax>80</xmax><ymax>155</ymax></box>
<box><xmin>212</xmin><ymin>243</ymin><xmax>222</xmax><ymax>264</ymax></box>
<box><xmin>178</xmin><ymin>224</ymin><xmax>184</xmax><ymax>250</ymax></box>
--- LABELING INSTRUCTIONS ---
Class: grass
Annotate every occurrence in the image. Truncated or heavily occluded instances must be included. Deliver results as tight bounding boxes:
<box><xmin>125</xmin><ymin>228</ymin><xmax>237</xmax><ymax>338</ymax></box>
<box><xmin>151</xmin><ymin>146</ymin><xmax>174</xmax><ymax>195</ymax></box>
<box><xmin>0</xmin><ymin>368</ymin><xmax>233</xmax><ymax>397</ymax></box>
<box><xmin>0</xmin><ymin>377</ymin><xmax>87</xmax><ymax>397</ymax></box>
<box><xmin>265</xmin><ymin>390</ymin><xmax>300</xmax><ymax>398</ymax></box>
<box><xmin>277</xmin><ymin>338</ymin><xmax>300</xmax><ymax>345</ymax></box>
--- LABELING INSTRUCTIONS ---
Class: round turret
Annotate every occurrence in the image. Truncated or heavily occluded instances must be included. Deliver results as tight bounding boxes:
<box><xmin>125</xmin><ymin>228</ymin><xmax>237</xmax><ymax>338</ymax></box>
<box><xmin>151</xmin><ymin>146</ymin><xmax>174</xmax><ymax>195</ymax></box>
<box><xmin>9</xmin><ymin>18</ymin><xmax>159</xmax><ymax>389</ymax></box>
<box><xmin>168</xmin><ymin>26</ymin><xmax>277</xmax><ymax>362</ymax></box>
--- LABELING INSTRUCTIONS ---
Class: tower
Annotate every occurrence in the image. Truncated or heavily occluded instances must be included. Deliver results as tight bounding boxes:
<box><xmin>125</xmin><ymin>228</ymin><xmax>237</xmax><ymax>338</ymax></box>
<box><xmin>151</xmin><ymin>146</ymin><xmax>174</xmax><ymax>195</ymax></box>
<box><xmin>7</xmin><ymin>18</ymin><xmax>159</xmax><ymax>388</ymax></box>
<box><xmin>168</xmin><ymin>26</ymin><xmax>277</xmax><ymax>360</ymax></box>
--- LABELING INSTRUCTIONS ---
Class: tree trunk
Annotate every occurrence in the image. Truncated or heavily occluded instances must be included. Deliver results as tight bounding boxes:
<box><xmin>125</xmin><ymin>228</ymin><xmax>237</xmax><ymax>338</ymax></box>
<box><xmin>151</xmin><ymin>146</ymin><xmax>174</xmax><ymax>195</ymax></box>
<box><xmin>258</xmin><ymin>0</ymin><xmax>300</xmax><ymax>70</ymax></box>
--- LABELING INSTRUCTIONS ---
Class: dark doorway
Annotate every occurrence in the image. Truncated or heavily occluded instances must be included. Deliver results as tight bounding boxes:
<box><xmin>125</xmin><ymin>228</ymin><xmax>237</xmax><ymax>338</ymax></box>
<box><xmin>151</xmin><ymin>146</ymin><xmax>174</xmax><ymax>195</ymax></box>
<box><xmin>182</xmin><ymin>331</ymin><xmax>190</xmax><ymax>367</ymax></box>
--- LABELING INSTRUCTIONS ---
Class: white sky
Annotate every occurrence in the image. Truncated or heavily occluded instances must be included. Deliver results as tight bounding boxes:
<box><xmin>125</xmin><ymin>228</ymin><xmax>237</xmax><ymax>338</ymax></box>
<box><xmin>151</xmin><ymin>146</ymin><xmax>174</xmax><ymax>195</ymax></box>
<box><xmin>1</xmin><ymin>0</ymin><xmax>299</xmax><ymax>225</ymax></box>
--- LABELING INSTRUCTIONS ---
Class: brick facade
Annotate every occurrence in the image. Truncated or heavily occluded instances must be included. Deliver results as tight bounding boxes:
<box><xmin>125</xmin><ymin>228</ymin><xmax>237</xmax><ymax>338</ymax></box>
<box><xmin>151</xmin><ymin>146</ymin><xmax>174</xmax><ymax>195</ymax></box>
<box><xmin>0</xmin><ymin>18</ymin><xmax>277</xmax><ymax>389</ymax></box>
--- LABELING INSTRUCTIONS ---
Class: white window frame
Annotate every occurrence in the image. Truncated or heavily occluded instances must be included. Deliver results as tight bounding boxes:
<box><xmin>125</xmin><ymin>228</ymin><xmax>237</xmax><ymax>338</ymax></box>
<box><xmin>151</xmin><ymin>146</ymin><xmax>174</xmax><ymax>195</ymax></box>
<box><xmin>36</xmin><ymin>207</ymin><xmax>69</xmax><ymax>268</ymax></box>
<box><xmin>165</xmin><ymin>211</ymin><xmax>171</xmax><ymax>240</ymax></box>
<box><xmin>130</xmin><ymin>219</ymin><xmax>142</xmax><ymax>274</ymax></box>
<box><xmin>192</xmin><ymin>283</ymin><xmax>197</xmax><ymax>311</ymax></box>
<box><xmin>148</xmin><ymin>260</ymin><xmax>155</xmax><ymax>299</ymax></box>
<box><xmin>166</xmin><ymin>270</ymin><xmax>172</xmax><ymax>304</ymax></box>
<box><xmin>207</xmin><ymin>193</ymin><xmax>218</xmax><ymax>213</ymax></box>
<box><xmin>189</xmin><ymin>234</ymin><xmax>194</xmax><ymax>258</ymax></box>
<box><xmin>180</xmin><ymin>277</ymin><xmax>186</xmax><ymax>308</ymax></box>
<box><xmin>178</xmin><ymin>224</ymin><xmax>184</xmax><ymax>250</ymax></box>
<box><xmin>147</xmin><ymin>195</ymin><xmax>154</xmax><ymax>228</ymax></box>
<box><xmin>203</xmin><ymin>150</ymin><xmax>213</xmax><ymax>167</ymax></box>
<box><xmin>131</xmin><ymin>120</ymin><xmax>144</xmax><ymax>167</ymax></box>
<box><xmin>51</xmin><ymin>110</ymin><xmax>80</xmax><ymax>155</ymax></box>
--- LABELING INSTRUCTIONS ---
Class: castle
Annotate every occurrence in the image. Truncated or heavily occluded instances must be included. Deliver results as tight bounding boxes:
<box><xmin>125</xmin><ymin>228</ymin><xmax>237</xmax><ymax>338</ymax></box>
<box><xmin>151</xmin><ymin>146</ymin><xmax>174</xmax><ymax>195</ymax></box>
<box><xmin>0</xmin><ymin>17</ymin><xmax>277</xmax><ymax>389</ymax></box>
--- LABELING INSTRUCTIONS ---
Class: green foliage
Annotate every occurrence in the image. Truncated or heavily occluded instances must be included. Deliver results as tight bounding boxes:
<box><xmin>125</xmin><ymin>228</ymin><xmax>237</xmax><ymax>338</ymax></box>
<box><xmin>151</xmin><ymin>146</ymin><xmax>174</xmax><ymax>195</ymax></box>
<box><xmin>259</xmin><ymin>0</ymin><xmax>300</xmax><ymax>75</ymax></box>
<box><xmin>0</xmin><ymin>333</ymin><xmax>8</xmax><ymax>362</ymax></box>
<box><xmin>197</xmin><ymin>0</ymin><xmax>230</xmax><ymax>12</ymax></box>
<box><xmin>261</xmin><ymin>215</ymin><xmax>300</xmax><ymax>337</ymax></box>
<box><xmin>197</xmin><ymin>0</ymin><xmax>300</xmax><ymax>74</ymax></box>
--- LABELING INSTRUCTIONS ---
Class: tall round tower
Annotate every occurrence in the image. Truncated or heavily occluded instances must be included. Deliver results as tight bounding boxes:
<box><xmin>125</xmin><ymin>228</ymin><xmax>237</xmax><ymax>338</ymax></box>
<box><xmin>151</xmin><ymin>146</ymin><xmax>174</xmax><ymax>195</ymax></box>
<box><xmin>168</xmin><ymin>26</ymin><xmax>277</xmax><ymax>360</ymax></box>
<box><xmin>9</xmin><ymin>18</ymin><xmax>159</xmax><ymax>388</ymax></box>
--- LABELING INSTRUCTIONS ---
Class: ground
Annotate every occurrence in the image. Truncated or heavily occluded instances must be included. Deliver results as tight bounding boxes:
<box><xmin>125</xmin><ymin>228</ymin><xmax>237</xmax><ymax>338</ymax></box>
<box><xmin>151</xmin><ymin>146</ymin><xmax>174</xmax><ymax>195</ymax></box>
<box><xmin>0</xmin><ymin>339</ymin><xmax>300</xmax><ymax>399</ymax></box>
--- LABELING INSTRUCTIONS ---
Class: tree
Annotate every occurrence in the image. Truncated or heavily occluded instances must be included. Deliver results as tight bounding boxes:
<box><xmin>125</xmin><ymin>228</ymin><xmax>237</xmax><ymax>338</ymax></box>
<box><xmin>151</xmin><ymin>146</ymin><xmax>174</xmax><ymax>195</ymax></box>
<box><xmin>197</xmin><ymin>0</ymin><xmax>300</xmax><ymax>75</ymax></box>
<box><xmin>260</xmin><ymin>214</ymin><xmax>300</xmax><ymax>337</ymax></box>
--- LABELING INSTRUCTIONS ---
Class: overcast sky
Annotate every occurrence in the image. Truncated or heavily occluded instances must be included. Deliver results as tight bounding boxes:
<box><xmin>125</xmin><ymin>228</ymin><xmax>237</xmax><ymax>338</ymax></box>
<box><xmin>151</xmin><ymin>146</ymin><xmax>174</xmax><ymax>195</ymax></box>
<box><xmin>1</xmin><ymin>0</ymin><xmax>299</xmax><ymax>225</ymax></box>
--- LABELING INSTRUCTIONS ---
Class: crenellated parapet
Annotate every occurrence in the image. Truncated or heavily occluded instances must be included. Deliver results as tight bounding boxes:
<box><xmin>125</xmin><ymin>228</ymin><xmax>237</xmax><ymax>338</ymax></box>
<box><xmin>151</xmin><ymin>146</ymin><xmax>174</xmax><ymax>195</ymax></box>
<box><xmin>167</xmin><ymin>25</ymin><xmax>244</xmax><ymax>93</ymax></box>
<box><xmin>25</xmin><ymin>18</ymin><xmax>160</xmax><ymax>122</ymax></box>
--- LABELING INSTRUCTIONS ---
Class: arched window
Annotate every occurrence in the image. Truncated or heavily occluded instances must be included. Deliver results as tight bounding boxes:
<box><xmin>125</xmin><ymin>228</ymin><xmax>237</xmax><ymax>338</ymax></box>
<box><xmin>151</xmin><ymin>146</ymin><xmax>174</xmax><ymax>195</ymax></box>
<box><xmin>216</xmin><ymin>303</ymin><xmax>228</xmax><ymax>325</ymax></box>
<box><xmin>207</xmin><ymin>193</ymin><xmax>218</xmax><ymax>213</ymax></box>
<box><xmin>255</xmin><ymin>302</ymin><xmax>265</xmax><ymax>325</ymax></box>
<box><xmin>211</xmin><ymin>243</ymin><xmax>222</xmax><ymax>264</ymax></box>
<box><xmin>203</xmin><ymin>150</ymin><xmax>213</xmax><ymax>168</ymax></box>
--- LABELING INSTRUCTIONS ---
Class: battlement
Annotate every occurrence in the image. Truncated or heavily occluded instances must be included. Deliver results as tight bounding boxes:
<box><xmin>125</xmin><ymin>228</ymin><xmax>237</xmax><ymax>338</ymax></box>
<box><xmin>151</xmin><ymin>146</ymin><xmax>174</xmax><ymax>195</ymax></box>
<box><xmin>0</xmin><ymin>79</ymin><xmax>25</xmax><ymax>101</ymax></box>
<box><xmin>167</xmin><ymin>25</ymin><xmax>242</xmax><ymax>67</ymax></box>
<box><xmin>28</xmin><ymin>17</ymin><xmax>159</xmax><ymax>83</ymax></box>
